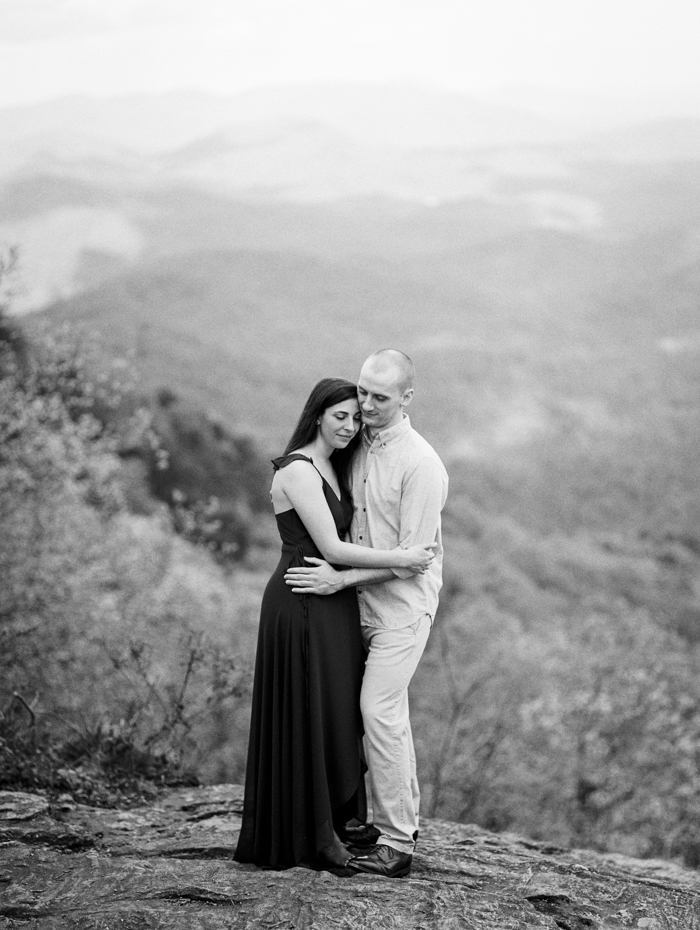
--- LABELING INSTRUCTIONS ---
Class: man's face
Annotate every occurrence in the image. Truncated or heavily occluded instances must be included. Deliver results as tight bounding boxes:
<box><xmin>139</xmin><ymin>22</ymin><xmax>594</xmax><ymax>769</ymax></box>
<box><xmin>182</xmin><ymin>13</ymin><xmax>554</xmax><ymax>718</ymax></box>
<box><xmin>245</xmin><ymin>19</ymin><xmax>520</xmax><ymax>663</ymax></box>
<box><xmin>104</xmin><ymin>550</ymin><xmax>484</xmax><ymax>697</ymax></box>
<box><xmin>357</xmin><ymin>362</ymin><xmax>413</xmax><ymax>433</ymax></box>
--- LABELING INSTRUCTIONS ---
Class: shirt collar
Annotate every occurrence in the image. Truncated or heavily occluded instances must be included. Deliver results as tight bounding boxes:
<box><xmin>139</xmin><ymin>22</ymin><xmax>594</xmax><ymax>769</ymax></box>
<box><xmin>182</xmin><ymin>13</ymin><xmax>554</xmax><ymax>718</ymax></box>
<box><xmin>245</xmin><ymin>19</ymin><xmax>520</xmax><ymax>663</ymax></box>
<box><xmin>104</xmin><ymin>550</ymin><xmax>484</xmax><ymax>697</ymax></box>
<box><xmin>362</xmin><ymin>414</ymin><xmax>411</xmax><ymax>447</ymax></box>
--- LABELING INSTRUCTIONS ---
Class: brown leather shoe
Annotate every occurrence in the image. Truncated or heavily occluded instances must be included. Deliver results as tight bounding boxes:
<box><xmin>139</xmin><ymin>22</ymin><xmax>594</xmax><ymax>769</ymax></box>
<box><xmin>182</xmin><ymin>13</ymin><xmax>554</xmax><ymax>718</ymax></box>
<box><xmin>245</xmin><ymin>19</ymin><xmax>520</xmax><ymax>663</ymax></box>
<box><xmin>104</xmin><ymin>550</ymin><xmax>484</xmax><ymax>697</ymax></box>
<box><xmin>348</xmin><ymin>844</ymin><xmax>412</xmax><ymax>878</ymax></box>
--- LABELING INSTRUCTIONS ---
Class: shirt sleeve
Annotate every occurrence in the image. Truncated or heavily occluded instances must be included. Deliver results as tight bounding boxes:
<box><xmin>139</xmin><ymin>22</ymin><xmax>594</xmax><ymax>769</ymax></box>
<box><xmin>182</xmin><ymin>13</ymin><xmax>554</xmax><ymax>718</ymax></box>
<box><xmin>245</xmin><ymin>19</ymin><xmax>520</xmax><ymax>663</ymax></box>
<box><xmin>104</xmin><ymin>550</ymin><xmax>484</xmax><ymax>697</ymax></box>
<box><xmin>392</xmin><ymin>456</ymin><xmax>447</xmax><ymax>579</ymax></box>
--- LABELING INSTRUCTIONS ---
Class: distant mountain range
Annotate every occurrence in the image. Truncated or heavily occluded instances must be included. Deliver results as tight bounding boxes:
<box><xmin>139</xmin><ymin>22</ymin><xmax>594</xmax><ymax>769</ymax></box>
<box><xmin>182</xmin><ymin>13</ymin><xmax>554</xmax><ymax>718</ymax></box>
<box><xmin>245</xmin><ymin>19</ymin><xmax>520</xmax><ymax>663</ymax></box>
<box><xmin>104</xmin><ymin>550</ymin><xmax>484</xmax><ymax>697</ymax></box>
<box><xmin>3</xmin><ymin>84</ymin><xmax>700</xmax><ymax>314</ymax></box>
<box><xmin>1</xmin><ymin>85</ymin><xmax>699</xmax><ymax>536</ymax></box>
<box><xmin>0</xmin><ymin>84</ymin><xmax>570</xmax><ymax>156</ymax></box>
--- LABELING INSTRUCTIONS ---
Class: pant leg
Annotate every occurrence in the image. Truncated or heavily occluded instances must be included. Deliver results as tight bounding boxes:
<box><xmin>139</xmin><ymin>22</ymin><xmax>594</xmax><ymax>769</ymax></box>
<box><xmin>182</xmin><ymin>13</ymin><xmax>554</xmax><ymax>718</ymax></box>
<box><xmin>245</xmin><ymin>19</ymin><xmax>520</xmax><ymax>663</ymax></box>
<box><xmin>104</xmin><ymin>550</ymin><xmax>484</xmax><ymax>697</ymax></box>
<box><xmin>360</xmin><ymin>614</ymin><xmax>431</xmax><ymax>855</ymax></box>
<box><xmin>407</xmin><ymin>713</ymin><xmax>419</xmax><ymax>830</ymax></box>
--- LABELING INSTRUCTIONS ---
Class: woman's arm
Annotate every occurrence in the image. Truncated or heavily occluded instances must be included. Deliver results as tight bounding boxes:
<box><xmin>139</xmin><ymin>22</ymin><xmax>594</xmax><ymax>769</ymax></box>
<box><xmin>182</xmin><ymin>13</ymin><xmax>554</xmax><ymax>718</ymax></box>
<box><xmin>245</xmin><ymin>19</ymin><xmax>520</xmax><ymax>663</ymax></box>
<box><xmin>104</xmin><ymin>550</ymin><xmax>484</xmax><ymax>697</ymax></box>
<box><xmin>278</xmin><ymin>461</ymin><xmax>433</xmax><ymax>571</ymax></box>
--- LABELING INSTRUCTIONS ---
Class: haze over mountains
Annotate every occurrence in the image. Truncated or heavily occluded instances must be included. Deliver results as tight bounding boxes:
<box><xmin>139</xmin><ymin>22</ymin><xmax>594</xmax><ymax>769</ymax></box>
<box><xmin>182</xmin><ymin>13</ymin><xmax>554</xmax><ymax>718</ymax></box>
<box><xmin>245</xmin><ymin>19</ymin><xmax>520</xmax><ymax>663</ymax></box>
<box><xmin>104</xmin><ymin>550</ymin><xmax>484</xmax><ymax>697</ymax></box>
<box><xmin>1</xmin><ymin>82</ymin><xmax>699</xmax><ymax>552</ymax></box>
<box><xmin>3</xmin><ymin>83</ymin><xmax>700</xmax><ymax>310</ymax></box>
<box><xmin>0</xmin><ymin>84</ymin><xmax>571</xmax><ymax>154</ymax></box>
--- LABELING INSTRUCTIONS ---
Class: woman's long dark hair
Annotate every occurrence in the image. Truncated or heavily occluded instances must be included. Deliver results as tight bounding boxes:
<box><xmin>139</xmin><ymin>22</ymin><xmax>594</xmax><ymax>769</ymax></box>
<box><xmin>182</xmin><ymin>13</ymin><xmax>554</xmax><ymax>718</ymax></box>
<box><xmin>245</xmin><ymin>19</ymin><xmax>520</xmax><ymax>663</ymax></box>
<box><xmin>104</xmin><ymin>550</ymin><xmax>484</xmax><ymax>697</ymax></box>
<box><xmin>284</xmin><ymin>378</ymin><xmax>361</xmax><ymax>493</ymax></box>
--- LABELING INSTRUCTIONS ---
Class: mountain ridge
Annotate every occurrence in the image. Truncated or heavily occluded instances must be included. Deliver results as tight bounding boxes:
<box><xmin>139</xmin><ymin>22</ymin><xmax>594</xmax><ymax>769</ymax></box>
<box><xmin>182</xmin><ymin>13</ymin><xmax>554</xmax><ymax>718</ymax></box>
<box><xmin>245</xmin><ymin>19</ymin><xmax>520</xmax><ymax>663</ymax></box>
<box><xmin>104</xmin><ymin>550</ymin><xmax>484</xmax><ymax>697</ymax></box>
<box><xmin>0</xmin><ymin>84</ymin><xmax>569</xmax><ymax>154</ymax></box>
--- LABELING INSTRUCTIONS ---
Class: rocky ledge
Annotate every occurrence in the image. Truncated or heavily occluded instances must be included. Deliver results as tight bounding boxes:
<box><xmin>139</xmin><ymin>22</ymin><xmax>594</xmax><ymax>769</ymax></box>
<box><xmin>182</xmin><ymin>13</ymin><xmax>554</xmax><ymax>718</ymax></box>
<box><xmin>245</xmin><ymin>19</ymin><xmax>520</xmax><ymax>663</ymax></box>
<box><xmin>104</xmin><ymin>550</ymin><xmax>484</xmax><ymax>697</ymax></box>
<box><xmin>0</xmin><ymin>786</ymin><xmax>698</xmax><ymax>928</ymax></box>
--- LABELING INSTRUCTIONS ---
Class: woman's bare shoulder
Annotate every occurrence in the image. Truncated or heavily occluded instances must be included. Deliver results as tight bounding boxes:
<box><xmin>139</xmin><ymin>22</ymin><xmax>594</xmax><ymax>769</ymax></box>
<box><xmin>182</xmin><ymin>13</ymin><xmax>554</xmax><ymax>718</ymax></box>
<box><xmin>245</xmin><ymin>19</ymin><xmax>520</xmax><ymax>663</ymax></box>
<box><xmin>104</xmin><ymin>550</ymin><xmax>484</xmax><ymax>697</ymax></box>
<box><xmin>277</xmin><ymin>457</ymin><xmax>320</xmax><ymax>483</ymax></box>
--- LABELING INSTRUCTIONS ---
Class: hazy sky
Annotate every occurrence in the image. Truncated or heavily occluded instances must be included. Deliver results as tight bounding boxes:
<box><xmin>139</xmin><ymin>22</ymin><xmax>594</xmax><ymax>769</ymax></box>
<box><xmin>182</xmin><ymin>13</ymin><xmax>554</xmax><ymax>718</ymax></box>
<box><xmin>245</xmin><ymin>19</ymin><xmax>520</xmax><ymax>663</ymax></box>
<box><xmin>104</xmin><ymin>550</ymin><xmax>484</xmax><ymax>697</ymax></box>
<box><xmin>1</xmin><ymin>0</ymin><xmax>700</xmax><ymax>107</ymax></box>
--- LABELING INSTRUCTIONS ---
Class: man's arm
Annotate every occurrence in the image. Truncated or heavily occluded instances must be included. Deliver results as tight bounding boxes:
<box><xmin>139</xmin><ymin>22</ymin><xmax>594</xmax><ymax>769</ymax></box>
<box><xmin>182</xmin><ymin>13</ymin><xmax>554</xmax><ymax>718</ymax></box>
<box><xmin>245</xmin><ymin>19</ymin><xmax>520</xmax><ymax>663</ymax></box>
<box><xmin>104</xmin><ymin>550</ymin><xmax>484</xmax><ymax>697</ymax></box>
<box><xmin>284</xmin><ymin>559</ymin><xmax>393</xmax><ymax>596</ymax></box>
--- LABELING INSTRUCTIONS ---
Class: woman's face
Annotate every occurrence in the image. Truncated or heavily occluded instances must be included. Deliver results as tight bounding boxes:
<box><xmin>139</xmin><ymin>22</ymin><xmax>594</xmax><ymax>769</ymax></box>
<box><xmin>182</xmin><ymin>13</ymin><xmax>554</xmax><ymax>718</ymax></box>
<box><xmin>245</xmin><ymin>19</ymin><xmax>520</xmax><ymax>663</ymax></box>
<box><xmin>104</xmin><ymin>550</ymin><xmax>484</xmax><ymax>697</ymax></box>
<box><xmin>318</xmin><ymin>398</ymin><xmax>361</xmax><ymax>449</ymax></box>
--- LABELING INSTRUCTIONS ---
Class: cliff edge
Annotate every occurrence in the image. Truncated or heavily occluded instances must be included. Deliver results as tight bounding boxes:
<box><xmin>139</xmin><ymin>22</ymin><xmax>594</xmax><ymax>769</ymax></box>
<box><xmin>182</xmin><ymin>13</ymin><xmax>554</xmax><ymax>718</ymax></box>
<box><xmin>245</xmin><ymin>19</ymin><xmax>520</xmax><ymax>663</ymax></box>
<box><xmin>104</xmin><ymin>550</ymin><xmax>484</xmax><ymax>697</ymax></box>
<box><xmin>1</xmin><ymin>785</ymin><xmax>697</xmax><ymax>928</ymax></box>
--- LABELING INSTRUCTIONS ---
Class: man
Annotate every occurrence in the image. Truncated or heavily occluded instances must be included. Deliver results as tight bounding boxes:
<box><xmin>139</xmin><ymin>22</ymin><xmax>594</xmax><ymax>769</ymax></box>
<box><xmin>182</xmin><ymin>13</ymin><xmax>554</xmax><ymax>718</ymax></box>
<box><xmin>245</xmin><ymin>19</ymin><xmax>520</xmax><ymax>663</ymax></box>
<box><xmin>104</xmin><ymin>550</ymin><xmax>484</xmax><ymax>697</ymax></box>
<box><xmin>285</xmin><ymin>349</ymin><xmax>448</xmax><ymax>878</ymax></box>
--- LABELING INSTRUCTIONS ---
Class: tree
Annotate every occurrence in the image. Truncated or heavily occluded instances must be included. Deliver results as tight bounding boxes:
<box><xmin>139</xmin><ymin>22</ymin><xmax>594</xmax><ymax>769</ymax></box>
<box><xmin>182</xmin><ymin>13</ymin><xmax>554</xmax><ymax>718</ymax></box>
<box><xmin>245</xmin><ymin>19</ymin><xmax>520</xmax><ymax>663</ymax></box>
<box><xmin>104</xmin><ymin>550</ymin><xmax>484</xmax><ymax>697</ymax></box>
<box><xmin>0</xmin><ymin>267</ymin><xmax>257</xmax><ymax>791</ymax></box>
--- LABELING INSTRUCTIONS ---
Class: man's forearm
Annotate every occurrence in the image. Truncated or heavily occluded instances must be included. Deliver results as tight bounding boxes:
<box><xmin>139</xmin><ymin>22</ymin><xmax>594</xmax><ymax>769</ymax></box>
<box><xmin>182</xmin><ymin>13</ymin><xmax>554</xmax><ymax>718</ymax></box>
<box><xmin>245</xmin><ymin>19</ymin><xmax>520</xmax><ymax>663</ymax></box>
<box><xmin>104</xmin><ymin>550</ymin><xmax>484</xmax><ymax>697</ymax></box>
<box><xmin>336</xmin><ymin>567</ymin><xmax>395</xmax><ymax>589</ymax></box>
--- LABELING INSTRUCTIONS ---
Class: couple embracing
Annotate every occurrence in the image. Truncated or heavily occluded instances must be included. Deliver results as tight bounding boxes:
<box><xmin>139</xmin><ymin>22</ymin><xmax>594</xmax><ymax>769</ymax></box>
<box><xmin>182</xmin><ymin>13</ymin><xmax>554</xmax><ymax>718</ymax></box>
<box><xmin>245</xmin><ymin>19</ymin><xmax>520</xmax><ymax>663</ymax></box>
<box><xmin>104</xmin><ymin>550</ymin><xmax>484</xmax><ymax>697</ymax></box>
<box><xmin>234</xmin><ymin>349</ymin><xmax>448</xmax><ymax>878</ymax></box>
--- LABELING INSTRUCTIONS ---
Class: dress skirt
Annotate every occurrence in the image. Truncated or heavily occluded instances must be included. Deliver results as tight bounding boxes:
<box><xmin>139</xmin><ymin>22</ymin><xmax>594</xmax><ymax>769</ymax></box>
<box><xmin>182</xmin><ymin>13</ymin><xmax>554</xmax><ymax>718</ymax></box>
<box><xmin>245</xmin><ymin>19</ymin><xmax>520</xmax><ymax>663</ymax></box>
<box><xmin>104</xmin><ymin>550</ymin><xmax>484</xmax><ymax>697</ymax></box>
<box><xmin>234</xmin><ymin>475</ymin><xmax>366</xmax><ymax>870</ymax></box>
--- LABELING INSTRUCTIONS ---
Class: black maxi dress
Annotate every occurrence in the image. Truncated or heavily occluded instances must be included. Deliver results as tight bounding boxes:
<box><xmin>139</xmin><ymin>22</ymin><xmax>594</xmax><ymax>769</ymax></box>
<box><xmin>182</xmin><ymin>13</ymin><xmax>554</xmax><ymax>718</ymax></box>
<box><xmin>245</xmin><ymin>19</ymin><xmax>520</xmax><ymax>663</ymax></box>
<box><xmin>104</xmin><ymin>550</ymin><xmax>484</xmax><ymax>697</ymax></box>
<box><xmin>234</xmin><ymin>454</ymin><xmax>366</xmax><ymax>869</ymax></box>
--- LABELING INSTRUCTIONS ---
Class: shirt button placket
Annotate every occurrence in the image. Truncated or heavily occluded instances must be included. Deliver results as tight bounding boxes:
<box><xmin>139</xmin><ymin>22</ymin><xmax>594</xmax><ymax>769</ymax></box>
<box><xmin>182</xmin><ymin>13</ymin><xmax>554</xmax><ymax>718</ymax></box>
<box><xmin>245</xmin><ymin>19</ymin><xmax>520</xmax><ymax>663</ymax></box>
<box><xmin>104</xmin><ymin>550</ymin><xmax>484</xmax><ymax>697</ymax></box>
<box><xmin>359</xmin><ymin>455</ymin><xmax>370</xmax><ymax>543</ymax></box>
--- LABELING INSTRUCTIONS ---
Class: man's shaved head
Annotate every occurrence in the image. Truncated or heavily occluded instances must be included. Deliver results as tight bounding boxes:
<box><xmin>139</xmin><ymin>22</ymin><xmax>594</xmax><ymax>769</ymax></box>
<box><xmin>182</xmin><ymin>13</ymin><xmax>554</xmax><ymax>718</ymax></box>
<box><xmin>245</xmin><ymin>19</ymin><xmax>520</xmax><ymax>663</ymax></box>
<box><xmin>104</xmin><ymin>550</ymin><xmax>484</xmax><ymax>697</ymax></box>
<box><xmin>363</xmin><ymin>349</ymin><xmax>415</xmax><ymax>393</ymax></box>
<box><xmin>357</xmin><ymin>349</ymin><xmax>415</xmax><ymax>433</ymax></box>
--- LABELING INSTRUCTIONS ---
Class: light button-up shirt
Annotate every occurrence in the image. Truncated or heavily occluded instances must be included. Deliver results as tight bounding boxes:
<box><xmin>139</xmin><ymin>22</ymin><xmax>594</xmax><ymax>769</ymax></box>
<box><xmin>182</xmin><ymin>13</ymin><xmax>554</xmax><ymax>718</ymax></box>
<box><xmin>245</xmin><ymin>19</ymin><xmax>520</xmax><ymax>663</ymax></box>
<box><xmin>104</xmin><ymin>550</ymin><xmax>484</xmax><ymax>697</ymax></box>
<box><xmin>350</xmin><ymin>415</ymin><xmax>448</xmax><ymax>629</ymax></box>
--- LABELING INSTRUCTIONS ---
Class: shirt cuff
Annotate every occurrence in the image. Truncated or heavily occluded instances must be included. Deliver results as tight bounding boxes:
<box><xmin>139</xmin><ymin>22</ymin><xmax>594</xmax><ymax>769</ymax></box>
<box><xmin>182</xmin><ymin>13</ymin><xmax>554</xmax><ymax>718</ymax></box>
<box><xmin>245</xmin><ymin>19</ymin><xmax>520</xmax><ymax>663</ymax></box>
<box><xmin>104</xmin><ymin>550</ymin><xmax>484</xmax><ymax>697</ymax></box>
<box><xmin>391</xmin><ymin>566</ymin><xmax>415</xmax><ymax>580</ymax></box>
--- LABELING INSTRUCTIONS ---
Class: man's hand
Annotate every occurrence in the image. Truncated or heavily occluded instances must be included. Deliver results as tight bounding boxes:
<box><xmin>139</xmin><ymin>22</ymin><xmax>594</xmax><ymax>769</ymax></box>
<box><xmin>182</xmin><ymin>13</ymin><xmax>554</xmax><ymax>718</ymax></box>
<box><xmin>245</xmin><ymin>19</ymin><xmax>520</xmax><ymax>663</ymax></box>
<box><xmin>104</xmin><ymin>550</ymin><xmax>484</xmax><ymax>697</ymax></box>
<box><xmin>284</xmin><ymin>558</ymin><xmax>345</xmax><ymax>596</ymax></box>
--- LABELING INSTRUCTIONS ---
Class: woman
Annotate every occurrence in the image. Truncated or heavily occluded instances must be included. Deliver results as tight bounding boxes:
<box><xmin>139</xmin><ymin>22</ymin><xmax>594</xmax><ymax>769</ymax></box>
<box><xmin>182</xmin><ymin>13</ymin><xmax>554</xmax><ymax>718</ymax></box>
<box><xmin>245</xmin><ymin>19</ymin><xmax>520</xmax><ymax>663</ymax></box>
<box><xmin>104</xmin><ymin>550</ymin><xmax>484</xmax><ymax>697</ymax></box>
<box><xmin>234</xmin><ymin>378</ymin><xmax>434</xmax><ymax>872</ymax></box>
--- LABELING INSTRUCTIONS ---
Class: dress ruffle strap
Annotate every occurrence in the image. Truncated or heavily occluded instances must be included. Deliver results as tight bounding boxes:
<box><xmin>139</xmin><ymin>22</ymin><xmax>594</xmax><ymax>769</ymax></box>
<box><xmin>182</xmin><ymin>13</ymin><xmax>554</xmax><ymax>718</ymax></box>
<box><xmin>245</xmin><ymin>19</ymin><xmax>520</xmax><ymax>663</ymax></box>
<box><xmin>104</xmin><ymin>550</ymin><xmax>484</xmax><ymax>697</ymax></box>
<box><xmin>272</xmin><ymin>453</ymin><xmax>314</xmax><ymax>471</ymax></box>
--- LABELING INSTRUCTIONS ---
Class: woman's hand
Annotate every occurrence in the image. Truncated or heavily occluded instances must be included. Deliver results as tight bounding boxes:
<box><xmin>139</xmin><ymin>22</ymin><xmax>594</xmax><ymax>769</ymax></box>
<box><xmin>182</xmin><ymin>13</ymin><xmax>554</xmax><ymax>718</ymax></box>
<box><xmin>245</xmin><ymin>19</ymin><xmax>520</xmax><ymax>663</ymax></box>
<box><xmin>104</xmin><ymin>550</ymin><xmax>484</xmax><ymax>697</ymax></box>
<box><xmin>400</xmin><ymin>543</ymin><xmax>436</xmax><ymax>573</ymax></box>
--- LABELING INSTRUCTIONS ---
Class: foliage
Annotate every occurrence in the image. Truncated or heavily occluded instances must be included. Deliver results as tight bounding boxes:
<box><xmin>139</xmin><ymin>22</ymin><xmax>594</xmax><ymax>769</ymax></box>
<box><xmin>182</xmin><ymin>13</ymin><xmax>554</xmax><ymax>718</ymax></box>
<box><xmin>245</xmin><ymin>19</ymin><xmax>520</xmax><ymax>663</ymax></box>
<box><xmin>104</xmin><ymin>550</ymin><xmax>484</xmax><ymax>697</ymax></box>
<box><xmin>0</xmin><ymin>303</ymin><xmax>261</xmax><ymax>797</ymax></box>
<box><xmin>0</xmin><ymin>690</ymin><xmax>192</xmax><ymax>806</ymax></box>
<box><xmin>415</xmin><ymin>556</ymin><xmax>700</xmax><ymax>867</ymax></box>
<box><xmin>142</xmin><ymin>387</ymin><xmax>270</xmax><ymax>562</ymax></box>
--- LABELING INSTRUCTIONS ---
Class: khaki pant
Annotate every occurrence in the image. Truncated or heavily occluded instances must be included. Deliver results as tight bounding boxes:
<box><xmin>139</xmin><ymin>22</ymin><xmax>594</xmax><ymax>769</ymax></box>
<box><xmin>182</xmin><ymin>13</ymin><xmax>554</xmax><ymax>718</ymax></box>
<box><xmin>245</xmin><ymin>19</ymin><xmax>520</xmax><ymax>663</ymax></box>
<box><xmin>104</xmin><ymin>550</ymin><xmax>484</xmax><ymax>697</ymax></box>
<box><xmin>360</xmin><ymin>614</ymin><xmax>432</xmax><ymax>855</ymax></box>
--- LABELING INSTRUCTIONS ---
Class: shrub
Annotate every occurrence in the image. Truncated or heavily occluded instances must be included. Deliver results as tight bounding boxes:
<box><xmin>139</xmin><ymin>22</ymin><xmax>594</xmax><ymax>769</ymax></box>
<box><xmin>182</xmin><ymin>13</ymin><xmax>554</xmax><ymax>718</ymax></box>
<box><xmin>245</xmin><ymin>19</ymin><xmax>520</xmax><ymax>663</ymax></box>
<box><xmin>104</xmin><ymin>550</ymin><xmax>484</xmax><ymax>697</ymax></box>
<box><xmin>0</xmin><ymin>304</ymin><xmax>260</xmax><ymax>797</ymax></box>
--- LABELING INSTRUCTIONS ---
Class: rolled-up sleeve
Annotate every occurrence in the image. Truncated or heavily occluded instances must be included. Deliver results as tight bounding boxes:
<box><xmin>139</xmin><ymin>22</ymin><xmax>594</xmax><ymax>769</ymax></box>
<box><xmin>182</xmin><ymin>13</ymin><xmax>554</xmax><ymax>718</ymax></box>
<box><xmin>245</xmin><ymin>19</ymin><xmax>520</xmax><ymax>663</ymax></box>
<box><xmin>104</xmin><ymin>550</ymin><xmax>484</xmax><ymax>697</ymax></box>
<box><xmin>392</xmin><ymin>456</ymin><xmax>448</xmax><ymax>580</ymax></box>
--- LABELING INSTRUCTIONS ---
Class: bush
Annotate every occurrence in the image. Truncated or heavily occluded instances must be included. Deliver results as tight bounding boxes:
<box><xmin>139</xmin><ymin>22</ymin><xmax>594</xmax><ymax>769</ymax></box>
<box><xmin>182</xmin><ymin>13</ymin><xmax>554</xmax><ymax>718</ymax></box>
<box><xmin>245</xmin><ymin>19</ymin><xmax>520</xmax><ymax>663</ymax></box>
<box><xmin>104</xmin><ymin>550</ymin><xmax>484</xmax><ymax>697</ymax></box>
<box><xmin>0</xmin><ymin>307</ymin><xmax>261</xmax><ymax>797</ymax></box>
<box><xmin>415</xmin><ymin>596</ymin><xmax>700</xmax><ymax>866</ymax></box>
<box><xmin>143</xmin><ymin>389</ymin><xmax>270</xmax><ymax>561</ymax></box>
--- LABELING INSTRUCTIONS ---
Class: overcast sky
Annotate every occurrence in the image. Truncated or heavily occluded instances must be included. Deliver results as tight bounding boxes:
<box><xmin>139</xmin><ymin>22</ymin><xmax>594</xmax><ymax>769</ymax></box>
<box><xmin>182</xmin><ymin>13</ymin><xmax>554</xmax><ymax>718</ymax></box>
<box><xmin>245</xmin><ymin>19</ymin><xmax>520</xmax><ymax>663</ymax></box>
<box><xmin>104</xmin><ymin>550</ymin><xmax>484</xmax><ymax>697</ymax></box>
<box><xmin>1</xmin><ymin>0</ymin><xmax>700</xmax><ymax>108</ymax></box>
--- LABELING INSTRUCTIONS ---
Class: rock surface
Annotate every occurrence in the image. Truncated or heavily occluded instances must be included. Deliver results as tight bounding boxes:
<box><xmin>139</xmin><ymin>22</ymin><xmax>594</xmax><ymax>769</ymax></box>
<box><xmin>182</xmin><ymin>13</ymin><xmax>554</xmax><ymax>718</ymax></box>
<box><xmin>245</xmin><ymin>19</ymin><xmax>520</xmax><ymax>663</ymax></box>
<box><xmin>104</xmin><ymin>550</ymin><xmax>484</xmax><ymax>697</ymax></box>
<box><xmin>0</xmin><ymin>786</ymin><xmax>698</xmax><ymax>928</ymax></box>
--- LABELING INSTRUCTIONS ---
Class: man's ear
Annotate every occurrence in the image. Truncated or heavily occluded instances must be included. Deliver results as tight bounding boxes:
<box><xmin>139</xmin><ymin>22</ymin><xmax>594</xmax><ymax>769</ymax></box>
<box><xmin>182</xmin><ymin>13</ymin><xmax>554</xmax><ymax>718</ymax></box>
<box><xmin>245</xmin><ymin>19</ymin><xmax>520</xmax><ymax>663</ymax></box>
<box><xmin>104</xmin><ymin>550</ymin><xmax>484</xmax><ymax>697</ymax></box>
<box><xmin>401</xmin><ymin>389</ymin><xmax>414</xmax><ymax>408</ymax></box>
